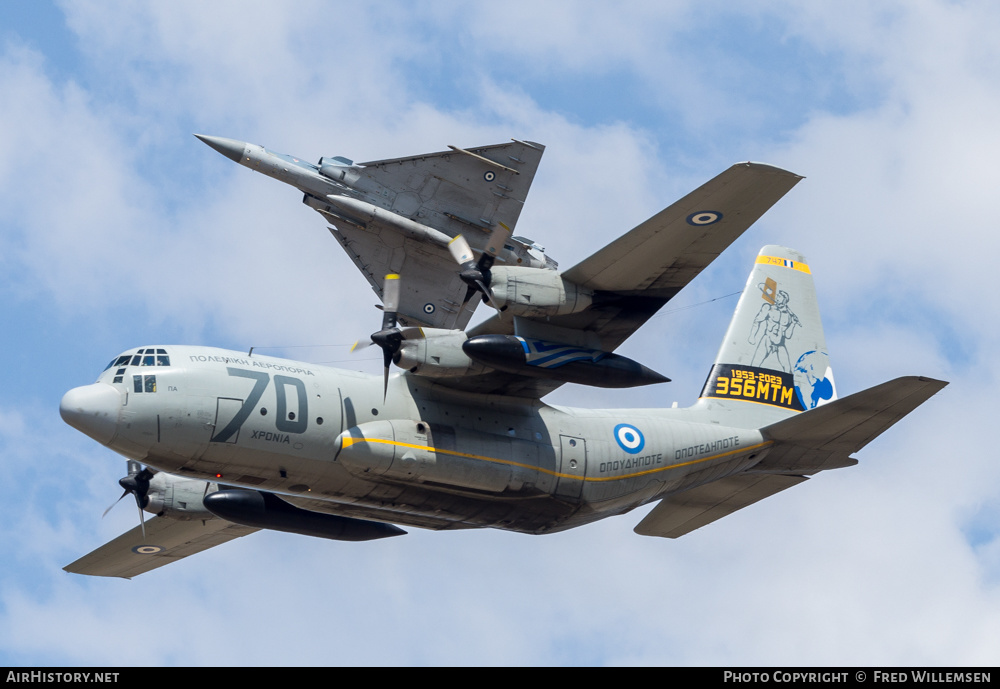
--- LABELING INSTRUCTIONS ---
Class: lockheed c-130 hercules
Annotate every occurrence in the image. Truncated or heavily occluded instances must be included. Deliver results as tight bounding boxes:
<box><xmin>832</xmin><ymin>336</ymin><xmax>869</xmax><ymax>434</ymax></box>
<box><xmin>60</xmin><ymin>135</ymin><xmax>947</xmax><ymax>577</ymax></box>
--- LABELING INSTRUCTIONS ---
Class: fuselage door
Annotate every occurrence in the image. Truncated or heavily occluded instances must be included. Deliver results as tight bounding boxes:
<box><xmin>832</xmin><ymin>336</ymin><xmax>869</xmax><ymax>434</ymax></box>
<box><xmin>556</xmin><ymin>435</ymin><xmax>587</xmax><ymax>499</ymax></box>
<box><xmin>212</xmin><ymin>397</ymin><xmax>245</xmax><ymax>443</ymax></box>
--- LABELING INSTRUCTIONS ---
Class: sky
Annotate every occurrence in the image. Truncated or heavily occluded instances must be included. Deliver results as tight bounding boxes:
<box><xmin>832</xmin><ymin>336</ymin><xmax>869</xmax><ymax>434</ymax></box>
<box><xmin>1</xmin><ymin>0</ymin><xmax>998</xmax><ymax>667</ymax></box>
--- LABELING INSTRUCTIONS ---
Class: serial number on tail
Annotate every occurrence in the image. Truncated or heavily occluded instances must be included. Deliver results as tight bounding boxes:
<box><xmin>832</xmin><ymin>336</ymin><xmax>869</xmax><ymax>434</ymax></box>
<box><xmin>700</xmin><ymin>363</ymin><xmax>805</xmax><ymax>411</ymax></box>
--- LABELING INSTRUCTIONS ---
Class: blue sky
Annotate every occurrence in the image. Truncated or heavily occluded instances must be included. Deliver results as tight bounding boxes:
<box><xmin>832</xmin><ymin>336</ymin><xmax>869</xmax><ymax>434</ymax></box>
<box><xmin>1</xmin><ymin>0</ymin><xmax>998</xmax><ymax>666</ymax></box>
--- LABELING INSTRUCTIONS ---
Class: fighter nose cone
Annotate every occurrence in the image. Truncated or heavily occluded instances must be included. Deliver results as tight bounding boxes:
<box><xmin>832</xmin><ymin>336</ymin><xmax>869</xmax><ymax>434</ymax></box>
<box><xmin>194</xmin><ymin>134</ymin><xmax>246</xmax><ymax>163</ymax></box>
<box><xmin>60</xmin><ymin>384</ymin><xmax>121</xmax><ymax>445</ymax></box>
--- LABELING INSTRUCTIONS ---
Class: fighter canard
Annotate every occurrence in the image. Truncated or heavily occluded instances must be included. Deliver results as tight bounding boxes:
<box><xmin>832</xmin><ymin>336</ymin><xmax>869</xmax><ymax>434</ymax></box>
<box><xmin>60</xmin><ymin>140</ymin><xmax>947</xmax><ymax>578</ymax></box>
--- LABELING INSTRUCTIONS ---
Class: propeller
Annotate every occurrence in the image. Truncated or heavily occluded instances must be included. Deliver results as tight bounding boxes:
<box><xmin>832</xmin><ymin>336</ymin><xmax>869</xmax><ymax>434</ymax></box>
<box><xmin>352</xmin><ymin>274</ymin><xmax>403</xmax><ymax>401</ymax></box>
<box><xmin>447</xmin><ymin>221</ymin><xmax>512</xmax><ymax>322</ymax></box>
<box><xmin>103</xmin><ymin>459</ymin><xmax>155</xmax><ymax>538</ymax></box>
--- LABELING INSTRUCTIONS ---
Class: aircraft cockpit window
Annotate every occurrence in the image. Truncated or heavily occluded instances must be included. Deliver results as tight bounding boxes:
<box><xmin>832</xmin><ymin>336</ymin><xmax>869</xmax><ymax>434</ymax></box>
<box><xmin>106</xmin><ymin>349</ymin><xmax>170</xmax><ymax>380</ymax></box>
<box><xmin>123</xmin><ymin>348</ymin><xmax>172</xmax><ymax>367</ymax></box>
<box><xmin>133</xmin><ymin>375</ymin><xmax>157</xmax><ymax>393</ymax></box>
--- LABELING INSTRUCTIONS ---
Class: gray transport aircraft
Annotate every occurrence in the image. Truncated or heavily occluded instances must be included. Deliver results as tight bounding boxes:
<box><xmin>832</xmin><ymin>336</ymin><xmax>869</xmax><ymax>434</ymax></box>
<box><xmin>60</xmin><ymin>136</ymin><xmax>947</xmax><ymax>577</ymax></box>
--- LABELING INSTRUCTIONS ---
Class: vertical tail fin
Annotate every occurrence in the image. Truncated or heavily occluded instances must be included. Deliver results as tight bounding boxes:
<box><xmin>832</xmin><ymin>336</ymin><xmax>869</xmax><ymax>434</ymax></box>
<box><xmin>695</xmin><ymin>246</ymin><xmax>837</xmax><ymax>426</ymax></box>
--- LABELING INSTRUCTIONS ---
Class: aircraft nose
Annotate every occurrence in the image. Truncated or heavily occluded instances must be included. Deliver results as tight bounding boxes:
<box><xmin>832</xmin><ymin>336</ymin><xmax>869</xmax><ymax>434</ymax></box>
<box><xmin>60</xmin><ymin>383</ymin><xmax>122</xmax><ymax>445</ymax></box>
<box><xmin>194</xmin><ymin>134</ymin><xmax>246</xmax><ymax>163</ymax></box>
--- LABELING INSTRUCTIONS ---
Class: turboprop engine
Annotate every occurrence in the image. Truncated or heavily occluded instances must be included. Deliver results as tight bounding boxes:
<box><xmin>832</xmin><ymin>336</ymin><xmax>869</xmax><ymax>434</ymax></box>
<box><xmin>386</xmin><ymin>327</ymin><xmax>667</xmax><ymax>388</ymax></box>
<box><xmin>394</xmin><ymin>328</ymin><xmax>487</xmax><ymax>377</ymax></box>
<box><xmin>487</xmin><ymin>266</ymin><xmax>593</xmax><ymax>318</ymax></box>
<box><xmin>106</xmin><ymin>460</ymin><xmax>218</xmax><ymax>524</ymax></box>
<box><xmin>143</xmin><ymin>472</ymin><xmax>219</xmax><ymax>520</ymax></box>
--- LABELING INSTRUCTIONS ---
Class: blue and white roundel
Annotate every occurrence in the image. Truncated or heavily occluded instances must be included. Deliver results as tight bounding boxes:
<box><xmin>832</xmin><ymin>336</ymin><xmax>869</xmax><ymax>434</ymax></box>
<box><xmin>613</xmin><ymin>423</ymin><xmax>645</xmax><ymax>454</ymax></box>
<box><xmin>132</xmin><ymin>545</ymin><xmax>164</xmax><ymax>555</ymax></box>
<box><xmin>686</xmin><ymin>210</ymin><xmax>723</xmax><ymax>226</ymax></box>
<box><xmin>423</xmin><ymin>302</ymin><xmax>436</xmax><ymax>314</ymax></box>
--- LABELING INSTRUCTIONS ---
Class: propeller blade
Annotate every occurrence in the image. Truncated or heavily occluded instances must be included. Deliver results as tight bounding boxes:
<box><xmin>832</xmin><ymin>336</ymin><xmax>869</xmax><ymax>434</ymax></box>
<box><xmin>105</xmin><ymin>461</ymin><xmax>154</xmax><ymax>538</ymax></box>
<box><xmin>382</xmin><ymin>274</ymin><xmax>401</xmax><ymax>313</ymax></box>
<box><xmin>102</xmin><ymin>489</ymin><xmax>129</xmax><ymax>519</ymax></box>
<box><xmin>382</xmin><ymin>349</ymin><xmax>392</xmax><ymax>402</ymax></box>
<box><xmin>133</xmin><ymin>492</ymin><xmax>147</xmax><ymax>539</ymax></box>
<box><xmin>448</xmin><ymin>235</ymin><xmax>475</xmax><ymax>267</ymax></box>
<box><xmin>479</xmin><ymin>221</ymin><xmax>512</xmax><ymax>273</ymax></box>
<box><xmin>449</xmin><ymin>223</ymin><xmax>513</xmax><ymax>322</ymax></box>
<box><xmin>370</xmin><ymin>274</ymin><xmax>407</xmax><ymax>401</ymax></box>
<box><xmin>473</xmin><ymin>278</ymin><xmax>501</xmax><ymax>317</ymax></box>
<box><xmin>381</xmin><ymin>274</ymin><xmax>400</xmax><ymax>331</ymax></box>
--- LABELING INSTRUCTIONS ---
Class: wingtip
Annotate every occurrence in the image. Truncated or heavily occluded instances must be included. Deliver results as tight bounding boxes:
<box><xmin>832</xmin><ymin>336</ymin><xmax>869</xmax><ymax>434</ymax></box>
<box><xmin>735</xmin><ymin>161</ymin><xmax>805</xmax><ymax>179</ymax></box>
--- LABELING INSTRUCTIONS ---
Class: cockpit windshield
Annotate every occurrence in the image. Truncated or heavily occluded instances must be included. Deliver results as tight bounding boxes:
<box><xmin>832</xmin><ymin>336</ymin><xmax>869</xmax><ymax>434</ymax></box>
<box><xmin>103</xmin><ymin>348</ymin><xmax>171</xmax><ymax>371</ymax></box>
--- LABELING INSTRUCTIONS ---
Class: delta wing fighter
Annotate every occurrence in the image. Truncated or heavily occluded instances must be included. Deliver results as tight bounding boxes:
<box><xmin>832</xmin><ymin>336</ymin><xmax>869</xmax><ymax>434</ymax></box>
<box><xmin>59</xmin><ymin>138</ymin><xmax>947</xmax><ymax>577</ymax></box>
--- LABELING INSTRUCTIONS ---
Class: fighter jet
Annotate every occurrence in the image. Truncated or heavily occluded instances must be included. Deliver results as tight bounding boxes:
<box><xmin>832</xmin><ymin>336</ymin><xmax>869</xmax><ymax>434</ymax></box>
<box><xmin>196</xmin><ymin>134</ymin><xmax>554</xmax><ymax>331</ymax></box>
<box><xmin>59</xmin><ymin>139</ymin><xmax>947</xmax><ymax>578</ymax></box>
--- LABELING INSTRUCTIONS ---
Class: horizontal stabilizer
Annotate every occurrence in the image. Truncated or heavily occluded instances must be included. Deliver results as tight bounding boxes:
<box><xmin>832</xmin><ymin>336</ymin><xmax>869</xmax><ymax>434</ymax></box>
<box><xmin>64</xmin><ymin>516</ymin><xmax>258</xmax><ymax>579</ymax></box>
<box><xmin>756</xmin><ymin>376</ymin><xmax>948</xmax><ymax>473</ymax></box>
<box><xmin>634</xmin><ymin>474</ymin><xmax>807</xmax><ymax>538</ymax></box>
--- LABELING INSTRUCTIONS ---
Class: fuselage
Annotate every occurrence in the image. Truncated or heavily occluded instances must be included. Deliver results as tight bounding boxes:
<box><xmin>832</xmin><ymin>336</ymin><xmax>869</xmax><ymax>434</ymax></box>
<box><xmin>62</xmin><ymin>345</ymin><xmax>771</xmax><ymax>534</ymax></box>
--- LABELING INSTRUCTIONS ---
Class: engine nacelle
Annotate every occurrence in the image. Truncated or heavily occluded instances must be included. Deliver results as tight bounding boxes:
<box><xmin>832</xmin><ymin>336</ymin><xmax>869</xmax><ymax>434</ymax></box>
<box><xmin>488</xmin><ymin>267</ymin><xmax>592</xmax><ymax>318</ymax></box>
<box><xmin>335</xmin><ymin>419</ymin><xmax>555</xmax><ymax>494</ymax></box>
<box><xmin>394</xmin><ymin>328</ymin><xmax>489</xmax><ymax>378</ymax></box>
<box><xmin>144</xmin><ymin>473</ymin><xmax>218</xmax><ymax>520</ymax></box>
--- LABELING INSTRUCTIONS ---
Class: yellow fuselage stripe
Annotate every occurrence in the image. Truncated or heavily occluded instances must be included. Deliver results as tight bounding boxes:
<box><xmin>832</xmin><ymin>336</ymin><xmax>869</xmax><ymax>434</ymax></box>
<box><xmin>341</xmin><ymin>436</ymin><xmax>773</xmax><ymax>482</ymax></box>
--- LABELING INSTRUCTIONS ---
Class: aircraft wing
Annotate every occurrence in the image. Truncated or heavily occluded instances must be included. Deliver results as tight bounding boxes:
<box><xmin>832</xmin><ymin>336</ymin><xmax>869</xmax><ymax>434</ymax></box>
<box><xmin>357</xmin><ymin>140</ymin><xmax>544</xmax><ymax>237</ymax></box>
<box><xmin>64</xmin><ymin>516</ymin><xmax>258</xmax><ymax>579</ymax></box>
<box><xmin>447</xmin><ymin>162</ymin><xmax>803</xmax><ymax>397</ymax></box>
<box><xmin>323</xmin><ymin>140</ymin><xmax>545</xmax><ymax>330</ymax></box>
